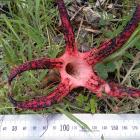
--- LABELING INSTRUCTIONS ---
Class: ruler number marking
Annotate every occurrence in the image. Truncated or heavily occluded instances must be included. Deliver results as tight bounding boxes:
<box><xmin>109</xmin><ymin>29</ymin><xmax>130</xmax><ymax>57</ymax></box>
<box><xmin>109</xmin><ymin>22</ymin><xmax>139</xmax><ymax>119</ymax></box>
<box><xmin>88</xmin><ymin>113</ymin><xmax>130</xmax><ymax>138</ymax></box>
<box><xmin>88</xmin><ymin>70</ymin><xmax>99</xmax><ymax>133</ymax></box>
<box><xmin>102</xmin><ymin>126</ymin><xmax>108</xmax><ymax>130</ymax></box>
<box><xmin>12</xmin><ymin>126</ymin><xmax>17</xmax><ymax>131</ymax></box>
<box><xmin>111</xmin><ymin>125</ymin><xmax>118</xmax><ymax>130</ymax></box>
<box><xmin>92</xmin><ymin>126</ymin><xmax>97</xmax><ymax>130</ymax></box>
<box><xmin>60</xmin><ymin>124</ymin><xmax>70</xmax><ymax>131</ymax></box>
<box><xmin>23</xmin><ymin>126</ymin><xmax>27</xmax><ymax>130</ymax></box>
<box><xmin>122</xmin><ymin>126</ymin><xmax>128</xmax><ymax>130</ymax></box>
<box><xmin>132</xmin><ymin>126</ymin><xmax>138</xmax><ymax>130</ymax></box>
<box><xmin>2</xmin><ymin>127</ymin><xmax>7</xmax><ymax>131</ymax></box>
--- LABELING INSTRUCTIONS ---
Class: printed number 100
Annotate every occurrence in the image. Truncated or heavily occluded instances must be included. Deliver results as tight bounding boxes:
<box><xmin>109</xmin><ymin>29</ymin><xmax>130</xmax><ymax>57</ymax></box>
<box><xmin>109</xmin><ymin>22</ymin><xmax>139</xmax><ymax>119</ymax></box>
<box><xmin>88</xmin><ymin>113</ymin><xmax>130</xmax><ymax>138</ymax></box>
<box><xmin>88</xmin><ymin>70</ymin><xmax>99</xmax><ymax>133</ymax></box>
<box><xmin>60</xmin><ymin>124</ymin><xmax>70</xmax><ymax>131</ymax></box>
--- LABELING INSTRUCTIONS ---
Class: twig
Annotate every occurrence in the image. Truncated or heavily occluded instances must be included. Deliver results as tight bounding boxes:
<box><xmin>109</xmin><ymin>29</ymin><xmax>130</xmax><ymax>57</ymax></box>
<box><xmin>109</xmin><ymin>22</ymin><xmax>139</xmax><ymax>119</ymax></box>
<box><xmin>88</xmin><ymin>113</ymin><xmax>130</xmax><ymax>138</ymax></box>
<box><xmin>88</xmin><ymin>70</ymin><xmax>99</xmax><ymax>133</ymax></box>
<box><xmin>121</xmin><ymin>52</ymin><xmax>140</xmax><ymax>84</ymax></box>
<box><xmin>70</xmin><ymin>6</ymin><xmax>85</xmax><ymax>21</ymax></box>
<box><xmin>76</xmin><ymin>16</ymin><xmax>84</xmax><ymax>41</ymax></box>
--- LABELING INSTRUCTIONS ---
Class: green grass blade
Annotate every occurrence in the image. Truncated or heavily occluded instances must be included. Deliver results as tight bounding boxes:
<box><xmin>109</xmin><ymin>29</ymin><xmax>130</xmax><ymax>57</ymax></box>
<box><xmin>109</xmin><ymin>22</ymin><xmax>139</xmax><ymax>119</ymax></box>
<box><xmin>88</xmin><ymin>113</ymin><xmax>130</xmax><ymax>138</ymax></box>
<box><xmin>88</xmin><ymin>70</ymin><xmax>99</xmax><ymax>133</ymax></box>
<box><xmin>3</xmin><ymin>16</ymin><xmax>21</xmax><ymax>42</ymax></box>
<box><xmin>35</xmin><ymin>0</ymin><xmax>41</xmax><ymax>24</ymax></box>
<box><xmin>2</xmin><ymin>39</ymin><xmax>17</xmax><ymax>65</ymax></box>
<box><xmin>56</xmin><ymin>107</ymin><xmax>92</xmax><ymax>132</ymax></box>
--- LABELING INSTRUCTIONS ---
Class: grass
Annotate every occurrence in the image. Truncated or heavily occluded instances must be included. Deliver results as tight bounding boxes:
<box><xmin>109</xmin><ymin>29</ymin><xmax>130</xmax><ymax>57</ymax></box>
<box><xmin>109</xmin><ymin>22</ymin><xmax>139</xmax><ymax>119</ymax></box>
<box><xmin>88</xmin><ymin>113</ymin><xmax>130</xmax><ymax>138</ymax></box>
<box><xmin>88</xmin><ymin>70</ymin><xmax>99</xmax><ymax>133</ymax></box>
<box><xmin>0</xmin><ymin>0</ymin><xmax>140</xmax><ymax>116</ymax></box>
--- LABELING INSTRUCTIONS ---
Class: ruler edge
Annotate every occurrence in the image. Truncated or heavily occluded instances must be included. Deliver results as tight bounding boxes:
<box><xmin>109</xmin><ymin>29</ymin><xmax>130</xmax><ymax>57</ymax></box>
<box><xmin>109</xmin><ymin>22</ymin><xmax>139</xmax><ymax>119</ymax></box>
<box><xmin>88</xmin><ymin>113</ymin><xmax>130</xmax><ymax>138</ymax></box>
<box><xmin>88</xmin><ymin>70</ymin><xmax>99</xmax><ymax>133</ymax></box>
<box><xmin>0</xmin><ymin>114</ymin><xmax>140</xmax><ymax>140</ymax></box>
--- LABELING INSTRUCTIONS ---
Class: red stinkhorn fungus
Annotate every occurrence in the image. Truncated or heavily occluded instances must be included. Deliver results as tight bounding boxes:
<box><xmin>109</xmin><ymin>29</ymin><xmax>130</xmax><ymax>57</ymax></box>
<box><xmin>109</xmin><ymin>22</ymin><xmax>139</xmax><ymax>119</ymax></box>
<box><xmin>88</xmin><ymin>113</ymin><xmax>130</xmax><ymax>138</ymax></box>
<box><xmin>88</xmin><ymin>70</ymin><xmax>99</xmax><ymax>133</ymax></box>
<box><xmin>8</xmin><ymin>0</ymin><xmax>140</xmax><ymax>110</ymax></box>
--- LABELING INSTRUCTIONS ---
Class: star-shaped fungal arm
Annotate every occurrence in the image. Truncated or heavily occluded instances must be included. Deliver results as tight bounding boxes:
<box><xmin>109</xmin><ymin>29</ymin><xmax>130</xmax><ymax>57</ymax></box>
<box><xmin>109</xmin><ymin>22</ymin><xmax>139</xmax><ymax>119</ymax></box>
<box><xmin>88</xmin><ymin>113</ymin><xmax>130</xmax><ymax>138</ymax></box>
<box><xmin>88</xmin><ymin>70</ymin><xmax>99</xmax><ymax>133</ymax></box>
<box><xmin>84</xmin><ymin>75</ymin><xmax>140</xmax><ymax>97</ymax></box>
<box><xmin>56</xmin><ymin>0</ymin><xmax>77</xmax><ymax>53</ymax></box>
<box><xmin>107</xmin><ymin>82</ymin><xmax>140</xmax><ymax>97</ymax></box>
<box><xmin>8</xmin><ymin>57</ymin><xmax>63</xmax><ymax>84</ymax></box>
<box><xmin>85</xmin><ymin>5</ymin><xmax>140</xmax><ymax>65</ymax></box>
<box><xmin>8</xmin><ymin>78</ymin><xmax>70</xmax><ymax>110</ymax></box>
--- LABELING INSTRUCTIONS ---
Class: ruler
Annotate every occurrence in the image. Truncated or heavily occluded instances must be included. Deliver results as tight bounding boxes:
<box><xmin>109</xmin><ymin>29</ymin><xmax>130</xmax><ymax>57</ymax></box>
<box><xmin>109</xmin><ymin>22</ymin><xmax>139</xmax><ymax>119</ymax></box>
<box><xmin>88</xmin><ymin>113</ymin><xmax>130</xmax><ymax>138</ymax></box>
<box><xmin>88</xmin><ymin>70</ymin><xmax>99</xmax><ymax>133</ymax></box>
<box><xmin>0</xmin><ymin>114</ymin><xmax>140</xmax><ymax>140</ymax></box>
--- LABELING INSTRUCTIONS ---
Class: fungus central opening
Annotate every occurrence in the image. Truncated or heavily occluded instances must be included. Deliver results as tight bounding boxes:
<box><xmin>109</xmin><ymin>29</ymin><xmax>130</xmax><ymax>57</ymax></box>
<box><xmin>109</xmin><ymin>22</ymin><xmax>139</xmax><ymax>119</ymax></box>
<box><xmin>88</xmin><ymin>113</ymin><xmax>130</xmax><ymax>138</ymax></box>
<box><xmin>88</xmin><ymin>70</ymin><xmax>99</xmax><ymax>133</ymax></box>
<box><xmin>66</xmin><ymin>63</ymin><xmax>77</xmax><ymax>76</ymax></box>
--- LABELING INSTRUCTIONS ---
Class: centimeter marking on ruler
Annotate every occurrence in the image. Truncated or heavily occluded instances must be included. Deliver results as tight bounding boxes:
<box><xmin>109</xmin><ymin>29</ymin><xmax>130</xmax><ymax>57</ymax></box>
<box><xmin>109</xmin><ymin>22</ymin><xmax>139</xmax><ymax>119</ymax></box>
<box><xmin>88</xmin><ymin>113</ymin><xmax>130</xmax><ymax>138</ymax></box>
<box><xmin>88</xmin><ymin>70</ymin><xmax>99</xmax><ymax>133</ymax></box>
<box><xmin>0</xmin><ymin>114</ymin><xmax>140</xmax><ymax>140</ymax></box>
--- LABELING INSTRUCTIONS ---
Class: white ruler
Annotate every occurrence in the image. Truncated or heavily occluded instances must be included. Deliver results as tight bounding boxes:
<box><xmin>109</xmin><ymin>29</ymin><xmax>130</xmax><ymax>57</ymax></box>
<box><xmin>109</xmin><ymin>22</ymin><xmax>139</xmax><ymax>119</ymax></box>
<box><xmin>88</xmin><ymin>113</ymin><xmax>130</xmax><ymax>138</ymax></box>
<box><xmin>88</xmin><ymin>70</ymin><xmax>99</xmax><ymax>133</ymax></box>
<box><xmin>0</xmin><ymin>114</ymin><xmax>140</xmax><ymax>140</ymax></box>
